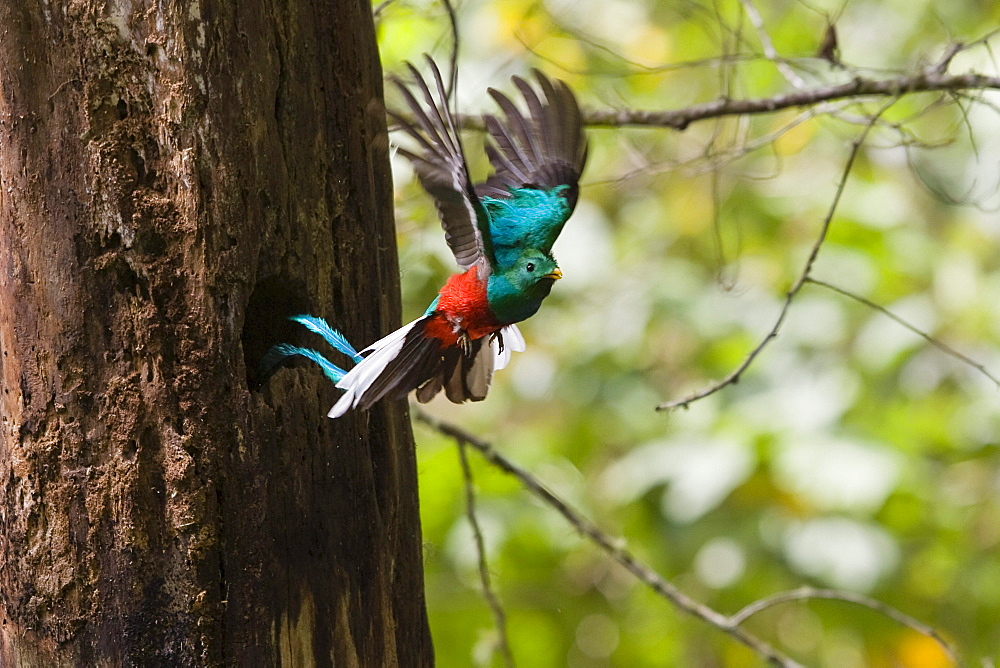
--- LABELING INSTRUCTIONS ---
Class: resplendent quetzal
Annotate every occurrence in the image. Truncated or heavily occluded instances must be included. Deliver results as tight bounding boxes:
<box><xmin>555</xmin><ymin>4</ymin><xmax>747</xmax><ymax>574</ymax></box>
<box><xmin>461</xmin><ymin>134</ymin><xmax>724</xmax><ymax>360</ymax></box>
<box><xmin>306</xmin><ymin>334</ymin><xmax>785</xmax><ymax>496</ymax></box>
<box><xmin>263</xmin><ymin>57</ymin><xmax>587</xmax><ymax>417</ymax></box>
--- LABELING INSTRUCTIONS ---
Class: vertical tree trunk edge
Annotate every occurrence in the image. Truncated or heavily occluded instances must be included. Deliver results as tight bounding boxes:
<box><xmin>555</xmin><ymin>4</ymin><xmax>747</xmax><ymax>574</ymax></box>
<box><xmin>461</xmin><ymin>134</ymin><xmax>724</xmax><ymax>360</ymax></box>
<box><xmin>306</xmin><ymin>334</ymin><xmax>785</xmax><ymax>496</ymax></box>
<box><xmin>0</xmin><ymin>0</ymin><xmax>433</xmax><ymax>665</ymax></box>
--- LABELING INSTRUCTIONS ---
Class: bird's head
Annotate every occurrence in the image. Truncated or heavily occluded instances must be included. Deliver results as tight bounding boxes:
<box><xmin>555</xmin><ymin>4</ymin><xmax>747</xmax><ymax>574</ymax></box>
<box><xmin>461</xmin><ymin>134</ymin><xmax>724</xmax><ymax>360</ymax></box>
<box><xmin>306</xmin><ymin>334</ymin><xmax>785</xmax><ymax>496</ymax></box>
<box><xmin>505</xmin><ymin>251</ymin><xmax>562</xmax><ymax>294</ymax></box>
<box><xmin>486</xmin><ymin>249</ymin><xmax>562</xmax><ymax>324</ymax></box>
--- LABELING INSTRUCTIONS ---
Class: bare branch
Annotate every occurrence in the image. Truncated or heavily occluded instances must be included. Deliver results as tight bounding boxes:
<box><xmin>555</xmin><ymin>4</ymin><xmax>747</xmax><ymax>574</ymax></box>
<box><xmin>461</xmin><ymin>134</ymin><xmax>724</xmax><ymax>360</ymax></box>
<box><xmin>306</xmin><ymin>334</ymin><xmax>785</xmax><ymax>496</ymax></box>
<box><xmin>658</xmin><ymin>102</ymin><xmax>891</xmax><ymax>411</ymax></box>
<box><xmin>413</xmin><ymin>408</ymin><xmax>803</xmax><ymax>667</ymax></box>
<box><xmin>455</xmin><ymin>440</ymin><xmax>515</xmax><ymax>668</ymax></box>
<box><xmin>806</xmin><ymin>277</ymin><xmax>1000</xmax><ymax>388</ymax></box>
<box><xmin>590</xmin><ymin>106</ymin><xmax>817</xmax><ymax>187</ymax></box>
<box><xmin>730</xmin><ymin>586</ymin><xmax>960</xmax><ymax>664</ymax></box>
<box><xmin>584</xmin><ymin>71</ymin><xmax>1000</xmax><ymax>130</ymax></box>
<box><xmin>415</xmin><ymin>409</ymin><xmax>970</xmax><ymax>665</ymax></box>
<box><xmin>416</xmin><ymin>68</ymin><xmax>1000</xmax><ymax>140</ymax></box>
<box><xmin>934</xmin><ymin>41</ymin><xmax>965</xmax><ymax>75</ymax></box>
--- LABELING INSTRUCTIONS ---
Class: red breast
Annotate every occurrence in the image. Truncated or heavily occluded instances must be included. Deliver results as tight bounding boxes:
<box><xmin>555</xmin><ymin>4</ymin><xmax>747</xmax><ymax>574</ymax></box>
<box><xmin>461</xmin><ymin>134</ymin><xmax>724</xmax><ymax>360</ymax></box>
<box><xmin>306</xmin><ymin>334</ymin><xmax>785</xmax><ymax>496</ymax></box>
<box><xmin>423</xmin><ymin>266</ymin><xmax>503</xmax><ymax>346</ymax></box>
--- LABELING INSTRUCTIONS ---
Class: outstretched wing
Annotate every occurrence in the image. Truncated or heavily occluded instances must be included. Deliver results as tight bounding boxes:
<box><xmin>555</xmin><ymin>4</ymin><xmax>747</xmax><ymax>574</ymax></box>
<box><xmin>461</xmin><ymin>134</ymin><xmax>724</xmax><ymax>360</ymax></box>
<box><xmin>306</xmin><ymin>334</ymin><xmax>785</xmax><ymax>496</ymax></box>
<box><xmin>389</xmin><ymin>57</ymin><xmax>493</xmax><ymax>270</ymax></box>
<box><xmin>477</xmin><ymin>69</ymin><xmax>588</xmax><ymax>212</ymax></box>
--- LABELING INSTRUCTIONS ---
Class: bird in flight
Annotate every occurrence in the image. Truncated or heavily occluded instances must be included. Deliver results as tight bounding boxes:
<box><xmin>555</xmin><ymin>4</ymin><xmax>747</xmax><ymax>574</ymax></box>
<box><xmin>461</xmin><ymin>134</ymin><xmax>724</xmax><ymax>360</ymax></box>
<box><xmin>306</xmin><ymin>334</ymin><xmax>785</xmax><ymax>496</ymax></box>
<box><xmin>263</xmin><ymin>57</ymin><xmax>587</xmax><ymax>418</ymax></box>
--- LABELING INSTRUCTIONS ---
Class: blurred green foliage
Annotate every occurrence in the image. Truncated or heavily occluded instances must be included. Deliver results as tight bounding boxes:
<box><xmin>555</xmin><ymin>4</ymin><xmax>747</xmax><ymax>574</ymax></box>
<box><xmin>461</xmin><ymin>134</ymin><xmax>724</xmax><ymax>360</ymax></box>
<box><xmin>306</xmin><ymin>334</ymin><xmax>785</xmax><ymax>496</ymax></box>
<box><xmin>377</xmin><ymin>0</ymin><xmax>1000</xmax><ymax>665</ymax></box>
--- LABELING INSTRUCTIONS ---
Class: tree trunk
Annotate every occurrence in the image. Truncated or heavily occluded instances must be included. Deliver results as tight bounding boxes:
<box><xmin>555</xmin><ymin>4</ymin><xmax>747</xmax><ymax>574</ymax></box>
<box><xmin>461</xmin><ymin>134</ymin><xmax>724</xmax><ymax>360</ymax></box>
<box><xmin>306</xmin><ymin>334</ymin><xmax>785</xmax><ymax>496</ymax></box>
<box><xmin>0</xmin><ymin>0</ymin><xmax>432</xmax><ymax>665</ymax></box>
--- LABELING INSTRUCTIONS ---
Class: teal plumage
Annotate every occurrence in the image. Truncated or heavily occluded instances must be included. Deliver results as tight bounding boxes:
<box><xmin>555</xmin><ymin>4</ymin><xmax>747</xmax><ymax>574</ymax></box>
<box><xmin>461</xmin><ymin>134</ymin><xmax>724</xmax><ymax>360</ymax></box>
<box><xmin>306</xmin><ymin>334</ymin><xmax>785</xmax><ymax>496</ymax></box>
<box><xmin>485</xmin><ymin>251</ymin><xmax>561</xmax><ymax>324</ymax></box>
<box><xmin>261</xmin><ymin>344</ymin><xmax>349</xmax><ymax>383</ymax></box>
<box><xmin>262</xmin><ymin>57</ymin><xmax>587</xmax><ymax>417</ymax></box>
<box><xmin>482</xmin><ymin>187</ymin><xmax>573</xmax><ymax>269</ymax></box>
<box><xmin>288</xmin><ymin>315</ymin><xmax>363</xmax><ymax>363</ymax></box>
<box><xmin>258</xmin><ymin>315</ymin><xmax>361</xmax><ymax>383</ymax></box>
<box><xmin>392</xmin><ymin>59</ymin><xmax>587</xmax><ymax>274</ymax></box>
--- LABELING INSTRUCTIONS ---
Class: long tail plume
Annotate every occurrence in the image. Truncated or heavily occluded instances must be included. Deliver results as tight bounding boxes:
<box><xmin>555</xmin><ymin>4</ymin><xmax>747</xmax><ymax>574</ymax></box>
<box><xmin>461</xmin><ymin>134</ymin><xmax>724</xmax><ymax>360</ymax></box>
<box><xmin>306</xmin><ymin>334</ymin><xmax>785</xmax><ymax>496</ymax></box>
<box><xmin>259</xmin><ymin>344</ymin><xmax>350</xmax><ymax>383</ymax></box>
<box><xmin>328</xmin><ymin>321</ymin><xmax>525</xmax><ymax>418</ymax></box>
<box><xmin>259</xmin><ymin>315</ymin><xmax>361</xmax><ymax>383</ymax></box>
<box><xmin>289</xmin><ymin>315</ymin><xmax>363</xmax><ymax>361</ymax></box>
<box><xmin>261</xmin><ymin>313</ymin><xmax>527</xmax><ymax>418</ymax></box>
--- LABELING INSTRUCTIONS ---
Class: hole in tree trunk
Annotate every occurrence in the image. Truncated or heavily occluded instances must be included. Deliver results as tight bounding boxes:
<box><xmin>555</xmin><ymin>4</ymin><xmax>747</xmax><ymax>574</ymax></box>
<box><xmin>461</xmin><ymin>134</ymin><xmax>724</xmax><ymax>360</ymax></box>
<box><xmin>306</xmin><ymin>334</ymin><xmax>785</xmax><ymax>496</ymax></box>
<box><xmin>242</xmin><ymin>275</ymin><xmax>309</xmax><ymax>388</ymax></box>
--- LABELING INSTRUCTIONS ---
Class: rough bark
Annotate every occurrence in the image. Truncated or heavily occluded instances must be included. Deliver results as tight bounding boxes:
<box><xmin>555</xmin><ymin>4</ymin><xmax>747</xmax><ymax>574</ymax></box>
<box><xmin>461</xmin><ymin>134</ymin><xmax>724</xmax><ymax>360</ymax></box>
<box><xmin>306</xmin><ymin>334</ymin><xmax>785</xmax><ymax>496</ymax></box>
<box><xmin>0</xmin><ymin>0</ymin><xmax>432</xmax><ymax>665</ymax></box>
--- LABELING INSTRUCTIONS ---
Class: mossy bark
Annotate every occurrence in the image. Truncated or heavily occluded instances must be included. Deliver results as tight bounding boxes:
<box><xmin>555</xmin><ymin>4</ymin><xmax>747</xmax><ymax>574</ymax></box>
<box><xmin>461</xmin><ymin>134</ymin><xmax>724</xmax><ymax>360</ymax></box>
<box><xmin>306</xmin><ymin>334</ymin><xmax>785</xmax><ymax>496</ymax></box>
<box><xmin>0</xmin><ymin>0</ymin><xmax>432</xmax><ymax>664</ymax></box>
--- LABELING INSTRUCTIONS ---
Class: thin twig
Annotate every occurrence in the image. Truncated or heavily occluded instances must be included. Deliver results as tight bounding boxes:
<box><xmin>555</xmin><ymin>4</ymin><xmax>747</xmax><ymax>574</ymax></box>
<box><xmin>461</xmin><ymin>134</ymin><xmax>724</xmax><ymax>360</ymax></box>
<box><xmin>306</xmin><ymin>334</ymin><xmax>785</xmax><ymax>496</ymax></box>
<box><xmin>413</xmin><ymin>408</ymin><xmax>803</xmax><ymax>667</ymax></box>
<box><xmin>455</xmin><ymin>439</ymin><xmax>516</xmax><ymax>668</ymax></box>
<box><xmin>805</xmin><ymin>277</ymin><xmax>1000</xmax><ymax>388</ymax></box>
<box><xmin>934</xmin><ymin>42</ymin><xmax>965</xmax><ymax>75</ymax></box>
<box><xmin>372</xmin><ymin>0</ymin><xmax>397</xmax><ymax>19</ymax></box>
<box><xmin>734</xmin><ymin>0</ymin><xmax>887</xmax><ymax>129</ymax></box>
<box><xmin>730</xmin><ymin>586</ymin><xmax>960</xmax><ymax>664</ymax></box>
<box><xmin>658</xmin><ymin>101</ymin><xmax>892</xmax><ymax>411</ymax></box>
<box><xmin>738</xmin><ymin>0</ymin><xmax>808</xmax><ymax>89</ymax></box>
<box><xmin>593</xmin><ymin>106</ymin><xmax>819</xmax><ymax>187</ymax></box>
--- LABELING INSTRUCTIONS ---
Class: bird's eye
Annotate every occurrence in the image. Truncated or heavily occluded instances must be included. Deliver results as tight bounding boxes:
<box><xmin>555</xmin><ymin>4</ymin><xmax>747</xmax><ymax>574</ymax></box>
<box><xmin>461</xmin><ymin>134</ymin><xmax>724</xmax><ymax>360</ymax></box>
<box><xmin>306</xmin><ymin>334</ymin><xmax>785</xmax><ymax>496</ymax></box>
<box><xmin>526</xmin><ymin>262</ymin><xmax>535</xmax><ymax>272</ymax></box>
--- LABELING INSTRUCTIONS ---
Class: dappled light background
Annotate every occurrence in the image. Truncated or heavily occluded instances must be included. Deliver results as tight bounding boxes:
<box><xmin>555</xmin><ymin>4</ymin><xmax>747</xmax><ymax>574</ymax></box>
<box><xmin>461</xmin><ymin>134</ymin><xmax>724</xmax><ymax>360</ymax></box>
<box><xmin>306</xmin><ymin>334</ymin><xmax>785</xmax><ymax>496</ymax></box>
<box><xmin>377</xmin><ymin>0</ymin><xmax>1000</xmax><ymax>665</ymax></box>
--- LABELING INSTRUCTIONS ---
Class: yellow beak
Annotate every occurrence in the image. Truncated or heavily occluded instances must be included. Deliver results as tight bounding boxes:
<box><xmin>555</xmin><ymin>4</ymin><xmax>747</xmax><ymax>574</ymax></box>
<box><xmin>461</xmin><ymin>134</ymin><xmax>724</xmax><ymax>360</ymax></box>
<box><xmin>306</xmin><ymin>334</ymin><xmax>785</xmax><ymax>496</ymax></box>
<box><xmin>543</xmin><ymin>267</ymin><xmax>563</xmax><ymax>281</ymax></box>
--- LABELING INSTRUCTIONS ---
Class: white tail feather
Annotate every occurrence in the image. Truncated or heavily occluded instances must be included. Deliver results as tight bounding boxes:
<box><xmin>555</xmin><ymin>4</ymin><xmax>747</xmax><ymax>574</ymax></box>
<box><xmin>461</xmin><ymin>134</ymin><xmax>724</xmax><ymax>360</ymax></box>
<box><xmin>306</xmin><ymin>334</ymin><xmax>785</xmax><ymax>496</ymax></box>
<box><xmin>328</xmin><ymin>318</ymin><xmax>422</xmax><ymax>418</ymax></box>
<box><xmin>329</xmin><ymin>320</ymin><xmax>524</xmax><ymax>418</ymax></box>
<box><xmin>505</xmin><ymin>324</ymin><xmax>526</xmax><ymax>351</ymax></box>
<box><xmin>492</xmin><ymin>324</ymin><xmax>526</xmax><ymax>371</ymax></box>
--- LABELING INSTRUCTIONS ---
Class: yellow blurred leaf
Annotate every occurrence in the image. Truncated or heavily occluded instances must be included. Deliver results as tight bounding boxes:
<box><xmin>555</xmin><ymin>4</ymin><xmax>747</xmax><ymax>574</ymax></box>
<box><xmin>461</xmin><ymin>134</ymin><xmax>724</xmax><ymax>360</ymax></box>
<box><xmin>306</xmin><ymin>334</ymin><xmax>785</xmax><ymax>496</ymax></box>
<box><xmin>896</xmin><ymin>632</ymin><xmax>953</xmax><ymax>668</ymax></box>
<box><xmin>497</xmin><ymin>1</ymin><xmax>543</xmax><ymax>49</ymax></box>
<box><xmin>773</xmin><ymin>116</ymin><xmax>816</xmax><ymax>156</ymax></box>
<box><xmin>623</xmin><ymin>25</ymin><xmax>672</xmax><ymax>68</ymax></box>
<box><xmin>666</xmin><ymin>180</ymin><xmax>713</xmax><ymax>236</ymax></box>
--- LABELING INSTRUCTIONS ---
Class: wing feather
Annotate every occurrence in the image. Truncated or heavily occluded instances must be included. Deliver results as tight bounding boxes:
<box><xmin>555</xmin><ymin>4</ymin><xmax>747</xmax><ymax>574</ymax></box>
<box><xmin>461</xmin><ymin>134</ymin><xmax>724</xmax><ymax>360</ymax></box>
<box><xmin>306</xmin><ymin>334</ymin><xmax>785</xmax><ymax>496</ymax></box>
<box><xmin>483</xmin><ymin>116</ymin><xmax>532</xmax><ymax>184</ymax></box>
<box><xmin>477</xmin><ymin>70</ymin><xmax>588</xmax><ymax>213</ymax></box>
<box><xmin>389</xmin><ymin>57</ymin><xmax>492</xmax><ymax>269</ymax></box>
<box><xmin>488</xmin><ymin>88</ymin><xmax>540</xmax><ymax>175</ymax></box>
<box><xmin>464</xmin><ymin>340</ymin><xmax>494</xmax><ymax>400</ymax></box>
